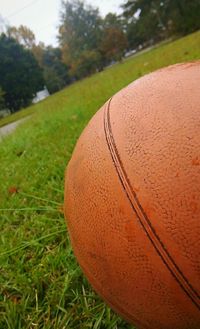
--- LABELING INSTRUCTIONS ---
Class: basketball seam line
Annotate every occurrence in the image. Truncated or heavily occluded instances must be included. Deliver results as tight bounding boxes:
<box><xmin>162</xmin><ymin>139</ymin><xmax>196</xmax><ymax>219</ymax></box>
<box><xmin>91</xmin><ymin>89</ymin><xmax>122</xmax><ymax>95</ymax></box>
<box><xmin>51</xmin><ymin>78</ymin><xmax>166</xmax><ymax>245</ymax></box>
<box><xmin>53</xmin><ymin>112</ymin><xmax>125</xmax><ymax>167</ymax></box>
<box><xmin>103</xmin><ymin>98</ymin><xmax>200</xmax><ymax>311</ymax></box>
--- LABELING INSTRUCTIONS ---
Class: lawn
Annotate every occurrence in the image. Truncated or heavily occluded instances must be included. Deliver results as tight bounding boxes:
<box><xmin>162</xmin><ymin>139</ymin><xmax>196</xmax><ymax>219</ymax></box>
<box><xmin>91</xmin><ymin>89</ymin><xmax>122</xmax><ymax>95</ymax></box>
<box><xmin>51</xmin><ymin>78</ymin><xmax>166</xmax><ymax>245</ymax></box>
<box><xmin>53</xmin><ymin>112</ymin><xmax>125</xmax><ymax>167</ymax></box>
<box><xmin>0</xmin><ymin>31</ymin><xmax>200</xmax><ymax>329</ymax></box>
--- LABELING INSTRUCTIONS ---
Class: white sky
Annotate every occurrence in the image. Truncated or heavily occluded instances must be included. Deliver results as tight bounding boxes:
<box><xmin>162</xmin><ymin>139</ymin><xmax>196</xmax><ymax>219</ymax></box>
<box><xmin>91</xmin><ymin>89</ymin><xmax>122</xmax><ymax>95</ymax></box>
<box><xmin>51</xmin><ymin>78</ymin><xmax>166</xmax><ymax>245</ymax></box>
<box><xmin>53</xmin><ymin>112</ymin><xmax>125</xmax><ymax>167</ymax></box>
<box><xmin>0</xmin><ymin>0</ymin><xmax>124</xmax><ymax>46</ymax></box>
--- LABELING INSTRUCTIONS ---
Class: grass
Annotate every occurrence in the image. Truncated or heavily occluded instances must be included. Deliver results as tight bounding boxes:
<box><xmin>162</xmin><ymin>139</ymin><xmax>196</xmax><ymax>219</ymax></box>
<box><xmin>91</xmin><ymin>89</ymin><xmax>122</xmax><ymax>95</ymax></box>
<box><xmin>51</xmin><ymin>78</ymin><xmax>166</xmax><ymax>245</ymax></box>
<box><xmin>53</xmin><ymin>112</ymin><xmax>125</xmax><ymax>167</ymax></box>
<box><xmin>0</xmin><ymin>30</ymin><xmax>200</xmax><ymax>329</ymax></box>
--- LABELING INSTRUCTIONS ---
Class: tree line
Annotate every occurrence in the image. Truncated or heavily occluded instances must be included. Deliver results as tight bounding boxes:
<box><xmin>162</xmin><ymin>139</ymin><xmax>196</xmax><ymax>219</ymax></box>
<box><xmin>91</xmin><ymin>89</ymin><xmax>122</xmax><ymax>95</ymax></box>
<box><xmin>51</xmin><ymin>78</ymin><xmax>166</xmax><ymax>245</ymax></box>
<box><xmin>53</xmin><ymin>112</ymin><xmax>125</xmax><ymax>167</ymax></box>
<box><xmin>0</xmin><ymin>0</ymin><xmax>199</xmax><ymax>114</ymax></box>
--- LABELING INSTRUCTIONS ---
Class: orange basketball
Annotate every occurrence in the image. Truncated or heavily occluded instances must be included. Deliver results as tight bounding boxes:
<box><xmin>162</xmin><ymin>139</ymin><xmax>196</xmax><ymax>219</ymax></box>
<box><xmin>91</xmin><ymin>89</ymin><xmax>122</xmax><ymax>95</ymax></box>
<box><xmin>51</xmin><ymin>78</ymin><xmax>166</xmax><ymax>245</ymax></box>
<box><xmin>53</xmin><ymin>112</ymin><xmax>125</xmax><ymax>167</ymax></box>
<box><xmin>64</xmin><ymin>62</ymin><xmax>200</xmax><ymax>329</ymax></box>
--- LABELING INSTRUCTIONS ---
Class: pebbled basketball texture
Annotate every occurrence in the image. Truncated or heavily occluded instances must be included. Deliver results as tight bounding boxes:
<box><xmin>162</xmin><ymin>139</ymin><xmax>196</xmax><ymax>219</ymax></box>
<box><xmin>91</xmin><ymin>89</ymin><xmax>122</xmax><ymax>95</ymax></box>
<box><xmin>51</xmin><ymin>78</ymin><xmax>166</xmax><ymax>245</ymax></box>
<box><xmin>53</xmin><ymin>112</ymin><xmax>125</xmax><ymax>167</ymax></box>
<box><xmin>64</xmin><ymin>62</ymin><xmax>200</xmax><ymax>329</ymax></box>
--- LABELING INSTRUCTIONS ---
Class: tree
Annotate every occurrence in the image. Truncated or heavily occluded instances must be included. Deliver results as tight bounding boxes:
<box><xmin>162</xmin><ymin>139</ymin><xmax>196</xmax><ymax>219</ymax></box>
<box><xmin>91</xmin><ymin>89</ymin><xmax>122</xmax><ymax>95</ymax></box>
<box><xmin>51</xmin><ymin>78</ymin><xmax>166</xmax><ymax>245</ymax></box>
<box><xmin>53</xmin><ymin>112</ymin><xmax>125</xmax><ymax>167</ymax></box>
<box><xmin>70</xmin><ymin>50</ymin><xmax>102</xmax><ymax>78</ymax></box>
<box><xmin>122</xmin><ymin>0</ymin><xmax>167</xmax><ymax>48</ymax></box>
<box><xmin>0</xmin><ymin>87</ymin><xmax>5</xmax><ymax>111</ymax></box>
<box><xmin>122</xmin><ymin>0</ymin><xmax>200</xmax><ymax>49</ymax></box>
<box><xmin>42</xmin><ymin>46</ymin><xmax>71</xmax><ymax>93</ymax></box>
<box><xmin>6</xmin><ymin>27</ymin><xmax>70</xmax><ymax>94</ymax></box>
<box><xmin>163</xmin><ymin>0</ymin><xmax>200</xmax><ymax>35</ymax></box>
<box><xmin>0</xmin><ymin>34</ymin><xmax>44</xmax><ymax>112</ymax></box>
<box><xmin>100</xmin><ymin>27</ymin><xmax>128</xmax><ymax>63</ymax></box>
<box><xmin>58</xmin><ymin>0</ymin><xmax>103</xmax><ymax>78</ymax></box>
<box><xmin>103</xmin><ymin>13</ymin><xmax>124</xmax><ymax>30</ymax></box>
<box><xmin>7</xmin><ymin>25</ymin><xmax>36</xmax><ymax>49</ymax></box>
<box><xmin>98</xmin><ymin>13</ymin><xmax>128</xmax><ymax>64</ymax></box>
<box><xmin>3</xmin><ymin>23</ymin><xmax>70</xmax><ymax>96</ymax></box>
<box><xmin>32</xmin><ymin>42</ymin><xmax>46</xmax><ymax>67</ymax></box>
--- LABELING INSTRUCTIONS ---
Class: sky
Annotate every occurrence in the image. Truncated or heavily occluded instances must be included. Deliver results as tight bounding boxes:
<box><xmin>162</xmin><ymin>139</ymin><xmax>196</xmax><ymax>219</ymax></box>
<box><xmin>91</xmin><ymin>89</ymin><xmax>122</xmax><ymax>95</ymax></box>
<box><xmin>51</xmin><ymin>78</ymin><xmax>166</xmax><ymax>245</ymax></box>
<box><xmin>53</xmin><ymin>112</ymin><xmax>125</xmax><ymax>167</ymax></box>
<box><xmin>0</xmin><ymin>0</ymin><xmax>124</xmax><ymax>46</ymax></box>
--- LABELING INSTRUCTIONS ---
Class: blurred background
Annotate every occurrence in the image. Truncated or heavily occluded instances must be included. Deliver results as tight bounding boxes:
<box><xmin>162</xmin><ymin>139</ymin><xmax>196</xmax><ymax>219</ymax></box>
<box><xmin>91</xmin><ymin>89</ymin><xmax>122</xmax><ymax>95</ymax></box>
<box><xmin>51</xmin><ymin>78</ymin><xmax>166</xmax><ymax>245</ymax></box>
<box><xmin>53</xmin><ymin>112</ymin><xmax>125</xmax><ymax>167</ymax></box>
<box><xmin>0</xmin><ymin>0</ymin><xmax>199</xmax><ymax>117</ymax></box>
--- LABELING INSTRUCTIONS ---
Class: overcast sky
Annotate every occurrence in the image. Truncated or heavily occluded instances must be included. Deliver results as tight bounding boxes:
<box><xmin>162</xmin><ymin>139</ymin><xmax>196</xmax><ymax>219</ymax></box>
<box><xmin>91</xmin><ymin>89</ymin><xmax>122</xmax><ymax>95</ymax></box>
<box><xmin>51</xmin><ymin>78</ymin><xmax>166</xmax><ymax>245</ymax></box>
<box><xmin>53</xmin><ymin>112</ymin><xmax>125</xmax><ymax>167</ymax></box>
<box><xmin>0</xmin><ymin>0</ymin><xmax>124</xmax><ymax>46</ymax></box>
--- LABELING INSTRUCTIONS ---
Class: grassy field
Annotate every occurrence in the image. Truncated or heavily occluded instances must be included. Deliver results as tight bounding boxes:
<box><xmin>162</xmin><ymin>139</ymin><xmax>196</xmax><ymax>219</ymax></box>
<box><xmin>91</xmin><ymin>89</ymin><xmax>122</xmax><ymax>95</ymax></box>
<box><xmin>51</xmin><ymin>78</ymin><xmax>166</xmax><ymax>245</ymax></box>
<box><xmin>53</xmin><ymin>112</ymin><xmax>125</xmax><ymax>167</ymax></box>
<box><xmin>0</xmin><ymin>31</ymin><xmax>200</xmax><ymax>329</ymax></box>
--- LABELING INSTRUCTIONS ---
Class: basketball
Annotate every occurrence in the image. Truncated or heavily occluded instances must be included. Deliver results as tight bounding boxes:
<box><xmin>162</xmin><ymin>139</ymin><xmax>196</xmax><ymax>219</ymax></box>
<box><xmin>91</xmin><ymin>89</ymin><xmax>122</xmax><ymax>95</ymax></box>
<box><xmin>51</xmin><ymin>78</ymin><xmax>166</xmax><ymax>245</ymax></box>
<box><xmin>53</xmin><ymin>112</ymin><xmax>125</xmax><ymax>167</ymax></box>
<box><xmin>64</xmin><ymin>62</ymin><xmax>200</xmax><ymax>329</ymax></box>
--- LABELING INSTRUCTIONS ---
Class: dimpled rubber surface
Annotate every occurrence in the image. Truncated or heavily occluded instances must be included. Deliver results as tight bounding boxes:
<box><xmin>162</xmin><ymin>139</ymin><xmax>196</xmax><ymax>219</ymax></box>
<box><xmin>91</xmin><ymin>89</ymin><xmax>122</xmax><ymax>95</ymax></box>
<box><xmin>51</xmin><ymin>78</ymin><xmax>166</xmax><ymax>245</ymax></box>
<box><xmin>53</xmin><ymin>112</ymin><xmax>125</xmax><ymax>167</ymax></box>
<box><xmin>64</xmin><ymin>62</ymin><xmax>200</xmax><ymax>329</ymax></box>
